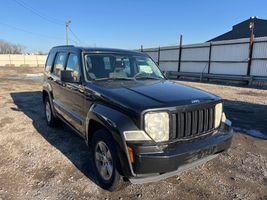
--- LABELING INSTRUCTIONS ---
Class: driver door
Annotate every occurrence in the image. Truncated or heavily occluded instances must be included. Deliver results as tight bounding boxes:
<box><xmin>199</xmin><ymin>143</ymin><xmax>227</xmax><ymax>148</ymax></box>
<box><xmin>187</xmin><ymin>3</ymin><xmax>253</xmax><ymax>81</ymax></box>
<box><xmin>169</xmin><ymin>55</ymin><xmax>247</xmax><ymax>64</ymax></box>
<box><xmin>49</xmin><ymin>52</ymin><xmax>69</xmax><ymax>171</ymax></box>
<box><xmin>61</xmin><ymin>53</ymin><xmax>86</xmax><ymax>135</ymax></box>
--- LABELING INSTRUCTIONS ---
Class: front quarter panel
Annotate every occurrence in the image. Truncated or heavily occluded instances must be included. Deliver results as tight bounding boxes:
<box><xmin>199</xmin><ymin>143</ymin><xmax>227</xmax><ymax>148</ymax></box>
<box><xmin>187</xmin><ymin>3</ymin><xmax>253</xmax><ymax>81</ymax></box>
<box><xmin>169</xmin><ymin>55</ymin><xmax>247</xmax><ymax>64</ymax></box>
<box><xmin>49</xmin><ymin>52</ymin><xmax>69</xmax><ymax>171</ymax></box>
<box><xmin>85</xmin><ymin>103</ymin><xmax>139</xmax><ymax>177</ymax></box>
<box><xmin>86</xmin><ymin>103</ymin><xmax>140</xmax><ymax>138</ymax></box>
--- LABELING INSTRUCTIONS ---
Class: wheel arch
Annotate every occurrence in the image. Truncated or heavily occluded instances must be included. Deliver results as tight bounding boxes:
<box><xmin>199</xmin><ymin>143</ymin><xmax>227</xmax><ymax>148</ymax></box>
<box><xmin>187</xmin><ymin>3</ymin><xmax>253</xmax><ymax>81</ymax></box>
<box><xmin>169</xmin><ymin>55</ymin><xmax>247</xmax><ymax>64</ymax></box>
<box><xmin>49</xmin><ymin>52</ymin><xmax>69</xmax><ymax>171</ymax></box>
<box><xmin>42</xmin><ymin>88</ymin><xmax>56</xmax><ymax>117</ymax></box>
<box><xmin>85</xmin><ymin>103</ymin><xmax>139</xmax><ymax>177</ymax></box>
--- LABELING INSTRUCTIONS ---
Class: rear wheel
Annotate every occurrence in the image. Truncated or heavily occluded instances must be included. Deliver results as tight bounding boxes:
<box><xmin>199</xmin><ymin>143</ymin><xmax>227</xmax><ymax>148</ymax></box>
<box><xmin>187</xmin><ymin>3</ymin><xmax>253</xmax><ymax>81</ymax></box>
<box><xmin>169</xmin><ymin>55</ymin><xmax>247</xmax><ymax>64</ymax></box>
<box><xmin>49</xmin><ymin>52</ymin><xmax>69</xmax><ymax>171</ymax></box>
<box><xmin>91</xmin><ymin>129</ymin><xmax>125</xmax><ymax>191</ymax></box>
<box><xmin>44</xmin><ymin>96</ymin><xmax>58</xmax><ymax>127</ymax></box>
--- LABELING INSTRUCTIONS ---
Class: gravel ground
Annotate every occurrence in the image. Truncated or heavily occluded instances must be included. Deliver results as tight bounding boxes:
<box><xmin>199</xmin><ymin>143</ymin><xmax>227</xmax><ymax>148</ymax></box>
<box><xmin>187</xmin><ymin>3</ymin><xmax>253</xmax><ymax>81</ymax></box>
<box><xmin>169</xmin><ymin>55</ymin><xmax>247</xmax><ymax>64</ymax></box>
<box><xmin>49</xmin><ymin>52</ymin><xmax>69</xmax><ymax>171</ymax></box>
<box><xmin>0</xmin><ymin>67</ymin><xmax>266</xmax><ymax>200</ymax></box>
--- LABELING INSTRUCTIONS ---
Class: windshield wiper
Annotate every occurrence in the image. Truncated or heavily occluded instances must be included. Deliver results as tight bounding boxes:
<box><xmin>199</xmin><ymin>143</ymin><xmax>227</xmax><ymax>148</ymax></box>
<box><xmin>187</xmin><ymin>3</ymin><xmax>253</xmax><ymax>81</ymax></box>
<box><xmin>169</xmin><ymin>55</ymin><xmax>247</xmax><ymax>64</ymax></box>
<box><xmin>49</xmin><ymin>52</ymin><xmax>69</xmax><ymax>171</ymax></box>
<box><xmin>94</xmin><ymin>77</ymin><xmax>135</xmax><ymax>81</ymax></box>
<box><xmin>94</xmin><ymin>76</ymin><xmax>163</xmax><ymax>81</ymax></box>
<box><xmin>134</xmin><ymin>76</ymin><xmax>162</xmax><ymax>80</ymax></box>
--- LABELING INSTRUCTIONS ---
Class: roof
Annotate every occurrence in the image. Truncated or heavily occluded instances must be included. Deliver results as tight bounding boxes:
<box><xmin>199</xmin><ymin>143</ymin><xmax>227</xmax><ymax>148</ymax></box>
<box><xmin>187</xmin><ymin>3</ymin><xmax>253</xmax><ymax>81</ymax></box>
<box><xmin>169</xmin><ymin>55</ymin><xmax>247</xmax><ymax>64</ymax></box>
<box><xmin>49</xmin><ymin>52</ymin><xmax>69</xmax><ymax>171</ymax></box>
<box><xmin>51</xmin><ymin>45</ymin><xmax>145</xmax><ymax>56</ymax></box>
<box><xmin>208</xmin><ymin>17</ymin><xmax>267</xmax><ymax>42</ymax></box>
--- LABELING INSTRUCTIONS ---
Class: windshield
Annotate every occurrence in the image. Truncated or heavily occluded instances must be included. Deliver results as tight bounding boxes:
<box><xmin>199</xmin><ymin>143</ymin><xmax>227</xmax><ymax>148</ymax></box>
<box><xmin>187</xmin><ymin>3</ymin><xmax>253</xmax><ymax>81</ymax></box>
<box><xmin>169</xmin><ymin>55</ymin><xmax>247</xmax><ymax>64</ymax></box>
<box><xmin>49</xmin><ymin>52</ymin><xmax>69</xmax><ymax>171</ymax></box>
<box><xmin>84</xmin><ymin>54</ymin><xmax>164</xmax><ymax>81</ymax></box>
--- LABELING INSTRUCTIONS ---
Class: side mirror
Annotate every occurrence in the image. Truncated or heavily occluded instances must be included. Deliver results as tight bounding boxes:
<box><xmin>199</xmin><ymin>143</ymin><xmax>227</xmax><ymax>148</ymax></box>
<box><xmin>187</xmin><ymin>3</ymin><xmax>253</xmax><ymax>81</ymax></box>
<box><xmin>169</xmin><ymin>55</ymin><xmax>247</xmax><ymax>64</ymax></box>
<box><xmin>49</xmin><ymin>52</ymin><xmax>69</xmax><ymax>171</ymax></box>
<box><xmin>60</xmin><ymin>70</ymin><xmax>77</xmax><ymax>83</ymax></box>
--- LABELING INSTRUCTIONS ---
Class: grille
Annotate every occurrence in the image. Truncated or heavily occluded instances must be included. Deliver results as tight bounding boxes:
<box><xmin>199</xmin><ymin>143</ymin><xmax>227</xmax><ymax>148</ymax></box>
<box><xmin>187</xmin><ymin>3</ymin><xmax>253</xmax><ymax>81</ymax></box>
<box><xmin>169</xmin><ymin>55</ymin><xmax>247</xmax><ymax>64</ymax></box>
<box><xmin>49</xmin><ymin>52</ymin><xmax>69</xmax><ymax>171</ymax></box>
<box><xmin>171</xmin><ymin>105</ymin><xmax>215</xmax><ymax>140</ymax></box>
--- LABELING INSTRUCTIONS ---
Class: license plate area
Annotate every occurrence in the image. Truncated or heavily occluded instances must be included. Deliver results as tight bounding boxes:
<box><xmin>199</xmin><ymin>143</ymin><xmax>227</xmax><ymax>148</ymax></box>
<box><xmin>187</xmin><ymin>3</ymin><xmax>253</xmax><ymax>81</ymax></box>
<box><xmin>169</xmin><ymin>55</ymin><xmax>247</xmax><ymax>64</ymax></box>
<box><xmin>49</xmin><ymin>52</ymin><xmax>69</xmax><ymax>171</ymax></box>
<box><xmin>186</xmin><ymin>145</ymin><xmax>217</xmax><ymax>163</ymax></box>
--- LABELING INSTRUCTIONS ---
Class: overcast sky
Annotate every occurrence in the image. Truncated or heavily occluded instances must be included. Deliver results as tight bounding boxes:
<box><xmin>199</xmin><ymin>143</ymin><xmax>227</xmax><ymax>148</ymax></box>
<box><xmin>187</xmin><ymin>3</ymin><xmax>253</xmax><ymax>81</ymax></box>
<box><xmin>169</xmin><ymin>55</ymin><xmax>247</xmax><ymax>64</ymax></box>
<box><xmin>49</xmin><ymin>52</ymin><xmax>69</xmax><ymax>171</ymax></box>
<box><xmin>0</xmin><ymin>0</ymin><xmax>266</xmax><ymax>52</ymax></box>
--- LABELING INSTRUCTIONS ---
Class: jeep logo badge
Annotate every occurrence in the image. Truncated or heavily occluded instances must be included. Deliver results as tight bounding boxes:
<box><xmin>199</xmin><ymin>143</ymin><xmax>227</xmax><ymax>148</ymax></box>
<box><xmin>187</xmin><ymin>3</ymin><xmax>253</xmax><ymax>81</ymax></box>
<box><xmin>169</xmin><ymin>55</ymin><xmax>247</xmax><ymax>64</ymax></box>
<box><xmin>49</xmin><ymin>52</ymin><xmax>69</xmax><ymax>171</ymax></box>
<box><xmin>191</xmin><ymin>99</ymin><xmax>200</xmax><ymax>104</ymax></box>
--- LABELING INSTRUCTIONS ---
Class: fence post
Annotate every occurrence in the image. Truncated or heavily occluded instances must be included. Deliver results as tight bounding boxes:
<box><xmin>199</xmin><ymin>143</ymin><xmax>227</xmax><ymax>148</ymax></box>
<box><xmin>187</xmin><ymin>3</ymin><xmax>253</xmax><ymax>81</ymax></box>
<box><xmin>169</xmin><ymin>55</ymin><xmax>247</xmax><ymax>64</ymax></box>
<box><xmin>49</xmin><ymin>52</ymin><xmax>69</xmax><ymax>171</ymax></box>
<box><xmin>9</xmin><ymin>54</ymin><xmax>11</xmax><ymax>66</ymax></box>
<box><xmin>207</xmin><ymin>42</ymin><xmax>212</xmax><ymax>81</ymax></box>
<box><xmin>157</xmin><ymin>46</ymin><xmax>160</xmax><ymax>66</ymax></box>
<box><xmin>177</xmin><ymin>34</ymin><xmax>183</xmax><ymax>79</ymax></box>
<box><xmin>208</xmin><ymin>42</ymin><xmax>212</xmax><ymax>74</ymax></box>
<box><xmin>247</xmin><ymin>27</ymin><xmax>254</xmax><ymax>78</ymax></box>
<box><xmin>36</xmin><ymin>54</ymin><xmax>39</xmax><ymax>67</ymax></box>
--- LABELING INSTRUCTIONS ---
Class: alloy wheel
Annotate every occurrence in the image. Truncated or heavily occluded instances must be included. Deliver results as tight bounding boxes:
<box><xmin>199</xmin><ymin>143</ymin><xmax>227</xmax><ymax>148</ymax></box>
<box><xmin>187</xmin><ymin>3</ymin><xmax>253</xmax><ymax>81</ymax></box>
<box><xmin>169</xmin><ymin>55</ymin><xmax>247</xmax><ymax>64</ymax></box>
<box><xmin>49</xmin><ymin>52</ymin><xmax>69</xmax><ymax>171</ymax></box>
<box><xmin>95</xmin><ymin>141</ymin><xmax>113</xmax><ymax>181</ymax></box>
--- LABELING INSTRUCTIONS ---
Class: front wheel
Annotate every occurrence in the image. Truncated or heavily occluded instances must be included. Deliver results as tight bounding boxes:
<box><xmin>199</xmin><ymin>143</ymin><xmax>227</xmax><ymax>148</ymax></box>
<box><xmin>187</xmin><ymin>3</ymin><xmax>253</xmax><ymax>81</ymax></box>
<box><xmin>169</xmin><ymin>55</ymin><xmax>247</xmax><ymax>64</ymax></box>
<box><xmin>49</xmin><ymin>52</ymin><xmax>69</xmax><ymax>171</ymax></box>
<box><xmin>91</xmin><ymin>129</ymin><xmax>125</xmax><ymax>191</ymax></box>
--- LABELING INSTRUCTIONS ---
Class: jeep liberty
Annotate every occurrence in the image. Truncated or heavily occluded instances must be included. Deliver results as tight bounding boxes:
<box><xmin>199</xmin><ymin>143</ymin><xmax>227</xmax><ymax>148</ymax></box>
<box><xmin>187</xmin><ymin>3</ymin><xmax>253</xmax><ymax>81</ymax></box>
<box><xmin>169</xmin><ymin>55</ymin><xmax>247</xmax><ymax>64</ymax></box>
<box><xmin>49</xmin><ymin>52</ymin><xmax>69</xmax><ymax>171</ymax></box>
<box><xmin>43</xmin><ymin>46</ymin><xmax>233</xmax><ymax>191</ymax></box>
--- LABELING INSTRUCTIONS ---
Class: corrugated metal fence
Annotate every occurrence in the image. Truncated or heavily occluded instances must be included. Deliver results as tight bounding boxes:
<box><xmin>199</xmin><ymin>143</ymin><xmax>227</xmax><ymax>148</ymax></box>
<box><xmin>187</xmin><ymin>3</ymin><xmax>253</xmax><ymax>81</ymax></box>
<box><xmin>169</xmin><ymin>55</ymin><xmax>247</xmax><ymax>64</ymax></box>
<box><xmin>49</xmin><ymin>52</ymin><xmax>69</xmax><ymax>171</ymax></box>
<box><xmin>142</xmin><ymin>37</ymin><xmax>267</xmax><ymax>81</ymax></box>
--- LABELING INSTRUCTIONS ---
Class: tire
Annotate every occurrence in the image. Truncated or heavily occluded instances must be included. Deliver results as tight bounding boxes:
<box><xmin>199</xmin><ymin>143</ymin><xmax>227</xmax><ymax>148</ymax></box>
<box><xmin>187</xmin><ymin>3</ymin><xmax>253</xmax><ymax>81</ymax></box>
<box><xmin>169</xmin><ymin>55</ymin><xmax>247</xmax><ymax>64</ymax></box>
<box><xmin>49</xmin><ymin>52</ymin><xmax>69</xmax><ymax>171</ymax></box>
<box><xmin>91</xmin><ymin>129</ymin><xmax>125</xmax><ymax>191</ymax></box>
<box><xmin>44</xmin><ymin>96</ymin><xmax>58</xmax><ymax>127</ymax></box>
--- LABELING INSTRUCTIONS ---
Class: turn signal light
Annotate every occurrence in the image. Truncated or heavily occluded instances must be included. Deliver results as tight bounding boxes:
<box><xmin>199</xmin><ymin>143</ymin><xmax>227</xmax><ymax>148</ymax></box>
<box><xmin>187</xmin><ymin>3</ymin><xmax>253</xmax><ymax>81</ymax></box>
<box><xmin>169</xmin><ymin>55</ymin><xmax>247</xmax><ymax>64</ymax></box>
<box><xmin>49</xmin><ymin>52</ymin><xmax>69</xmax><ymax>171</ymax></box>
<box><xmin>127</xmin><ymin>146</ymin><xmax>134</xmax><ymax>163</ymax></box>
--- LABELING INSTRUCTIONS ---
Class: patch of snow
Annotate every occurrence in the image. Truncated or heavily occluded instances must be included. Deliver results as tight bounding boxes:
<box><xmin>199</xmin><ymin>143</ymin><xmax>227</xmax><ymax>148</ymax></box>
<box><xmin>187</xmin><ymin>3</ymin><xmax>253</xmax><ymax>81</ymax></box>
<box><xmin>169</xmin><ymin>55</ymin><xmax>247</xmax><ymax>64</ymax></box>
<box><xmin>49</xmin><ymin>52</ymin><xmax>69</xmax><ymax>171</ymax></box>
<box><xmin>25</xmin><ymin>73</ymin><xmax>43</xmax><ymax>77</ymax></box>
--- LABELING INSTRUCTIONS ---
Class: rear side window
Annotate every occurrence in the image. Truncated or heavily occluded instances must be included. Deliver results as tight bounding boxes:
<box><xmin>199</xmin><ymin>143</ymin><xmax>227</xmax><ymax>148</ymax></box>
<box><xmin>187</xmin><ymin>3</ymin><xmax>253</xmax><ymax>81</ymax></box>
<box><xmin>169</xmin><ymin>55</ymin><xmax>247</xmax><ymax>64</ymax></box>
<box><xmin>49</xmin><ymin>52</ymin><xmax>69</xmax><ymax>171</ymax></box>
<box><xmin>66</xmin><ymin>54</ymin><xmax>80</xmax><ymax>81</ymax></box>
<box><xmin>45</xmin><ymin>51</ymin><xmax>56</xmax><ymax>72</ymax></box>
<box><xmin>53</xmin><ymin>52</ymin><xmax>67</xmax><ymax>76</ymax></box>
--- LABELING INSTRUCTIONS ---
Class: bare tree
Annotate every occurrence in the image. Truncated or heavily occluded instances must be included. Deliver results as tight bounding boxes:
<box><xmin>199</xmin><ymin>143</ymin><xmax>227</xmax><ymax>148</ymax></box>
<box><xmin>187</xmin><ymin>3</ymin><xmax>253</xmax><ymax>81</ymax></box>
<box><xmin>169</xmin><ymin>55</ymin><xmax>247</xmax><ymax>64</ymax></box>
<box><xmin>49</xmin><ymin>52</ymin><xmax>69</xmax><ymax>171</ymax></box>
<box><xmin>0</xmin><ymin>39</ymin><xmax>25</xmax><ymax>54</ymax></box>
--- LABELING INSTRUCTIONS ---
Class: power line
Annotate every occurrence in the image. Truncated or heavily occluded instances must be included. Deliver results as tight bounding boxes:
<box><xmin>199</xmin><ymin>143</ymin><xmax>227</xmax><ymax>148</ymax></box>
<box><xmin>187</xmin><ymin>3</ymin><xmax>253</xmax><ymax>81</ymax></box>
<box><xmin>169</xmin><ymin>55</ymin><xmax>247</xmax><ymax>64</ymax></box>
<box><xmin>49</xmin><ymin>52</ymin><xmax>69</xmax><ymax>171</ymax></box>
<box><xmin>69</xmin><ymin>27</ymin><xmax>87</xmax><ymax>46</ymax></box>
<box><xmin>69</xmin><ymin>37</ymin><xmax>78</xmax><ymax>45</ymax></box>
<box><xmin>11</xmin><ymin>0</ymin><xmax>87</xmax><ymax>46</ymax></box>
<box><xmin>12</xmin><ymin>0</ymin><xmax>64</xmax><ymax>26</ymax></box>
<box><xmin>0</xmin><ymin>21</ymin><xmax>62</xmax><ymax>40</ymax></box>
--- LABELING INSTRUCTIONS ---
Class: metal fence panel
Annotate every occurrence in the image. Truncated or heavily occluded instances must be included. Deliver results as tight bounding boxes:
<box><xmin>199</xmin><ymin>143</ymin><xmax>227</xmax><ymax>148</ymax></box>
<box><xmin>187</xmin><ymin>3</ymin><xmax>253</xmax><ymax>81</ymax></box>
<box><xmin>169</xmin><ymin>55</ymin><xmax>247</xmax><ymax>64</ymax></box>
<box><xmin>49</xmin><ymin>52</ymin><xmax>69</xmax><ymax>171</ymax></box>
<box><xmin>159</xmin><ymin>61</ymin><xmax>178</xmax><ymax>71</ymax></box>
<box><xmin>180</xmin><ymin>62</ymin><xmax>209</xmax><ymax>73</ymax></box>
<box><xmin>160</xmin><ymin>49</ymin><xmax>179</xmax><ymax>61</ymax></box>
<box><xmin>250</xmin><ymin>60</ymin><xmax>267</xmax><ymax>76</ymax></box>
<box><xmin>210</xmin><ymin>63</ymin><xmax>247</xmax><ymax>75</ymax></box>
<box><xmin>253</xmin><ymin>42</ymin><xmax>267</xmax><ymax>58</ymax></box>
<box><xmin>182</xmin><ymin>47</ymin><xmax>209</xmax><ymax>61</ymax></box>
<box><xmin>212</xmin><ymin>37</ymin><xmax>249</xmax><ymax>45</ymax></box>
<box><xmin>182</xmin><ymin>42</ymin><xmax>210</xmax><ymax>48</ymax></box>
<box><xmin>211</xmin><ymin>43</ymin><xmax>249</xmax><ymax>61</ymax></box>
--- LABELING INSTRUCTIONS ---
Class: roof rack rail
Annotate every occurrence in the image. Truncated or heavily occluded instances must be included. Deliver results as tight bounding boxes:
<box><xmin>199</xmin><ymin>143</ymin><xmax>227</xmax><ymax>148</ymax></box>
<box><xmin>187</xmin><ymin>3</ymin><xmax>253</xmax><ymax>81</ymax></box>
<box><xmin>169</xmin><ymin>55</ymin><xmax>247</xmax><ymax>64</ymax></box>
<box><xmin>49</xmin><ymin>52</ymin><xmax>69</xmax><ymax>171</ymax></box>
<box><xmin>53</xmin><ymin>45</ymin><xmax>75</xmax><ymax>48</ymax></box>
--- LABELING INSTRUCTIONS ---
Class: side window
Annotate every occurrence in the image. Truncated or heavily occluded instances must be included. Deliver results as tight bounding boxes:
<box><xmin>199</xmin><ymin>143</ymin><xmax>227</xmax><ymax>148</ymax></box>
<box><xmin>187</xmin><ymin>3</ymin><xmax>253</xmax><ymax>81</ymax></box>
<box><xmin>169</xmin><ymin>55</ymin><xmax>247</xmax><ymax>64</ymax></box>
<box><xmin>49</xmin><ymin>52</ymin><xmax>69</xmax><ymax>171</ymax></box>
<box><xmin>53</xmin><ymin>52</ymin><xmax>67</xmax><ymax>76</ymax></box>
<box><xmin>45</xmin><ymin>51</ymin><xmax>55</xmax><ymax>72</ymax></box>
<box><xmin>66</xmin><ymin>54</ymin><xmax>80</xmax><ymax>81</ymax></box>
<box><xmin>122</xmin><ymin>58</ymin><xmax>131</xmax><ymax>75</ymax></box>
<box><xmin>103</xmin><ymin>57</ymin><xmax>111</xmax><ymax>70</ymax></box>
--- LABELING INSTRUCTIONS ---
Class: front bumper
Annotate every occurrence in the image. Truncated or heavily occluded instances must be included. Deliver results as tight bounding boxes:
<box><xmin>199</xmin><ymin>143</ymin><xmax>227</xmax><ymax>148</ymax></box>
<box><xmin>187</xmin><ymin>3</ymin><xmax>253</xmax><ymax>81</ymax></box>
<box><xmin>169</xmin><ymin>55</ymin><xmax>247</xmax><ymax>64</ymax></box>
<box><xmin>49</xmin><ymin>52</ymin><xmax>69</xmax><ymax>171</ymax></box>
<box><xmin>127</xmin><ymin>127</ymin><xmax>233</xmax><ymax>184</ymax></box>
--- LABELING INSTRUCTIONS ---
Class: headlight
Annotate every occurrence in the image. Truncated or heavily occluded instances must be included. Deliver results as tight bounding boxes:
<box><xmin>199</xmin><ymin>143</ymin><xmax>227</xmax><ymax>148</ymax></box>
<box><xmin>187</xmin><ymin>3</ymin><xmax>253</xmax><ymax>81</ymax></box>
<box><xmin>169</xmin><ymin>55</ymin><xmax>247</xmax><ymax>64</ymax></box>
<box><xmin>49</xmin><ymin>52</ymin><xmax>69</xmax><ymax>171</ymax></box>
<box><xmin>215</xmin><ymin>103</ymin><xmax>223</xmax><ymax>128</ymax></box>
<box><xmin>144</xmin><ymin>112</ymin><xmax>169</xmax><ymax>142</ymax></box>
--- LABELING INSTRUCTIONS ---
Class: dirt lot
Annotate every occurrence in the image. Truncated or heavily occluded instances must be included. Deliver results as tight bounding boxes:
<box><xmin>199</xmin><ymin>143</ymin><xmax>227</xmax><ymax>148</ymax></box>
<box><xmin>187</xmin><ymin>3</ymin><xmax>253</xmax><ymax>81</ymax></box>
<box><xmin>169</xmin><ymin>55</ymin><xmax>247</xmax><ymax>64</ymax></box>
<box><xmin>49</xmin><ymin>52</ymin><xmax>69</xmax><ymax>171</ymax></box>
<box><xmin>0</xmin><ymin>67</ymin><xmax>266</xmax><ymax>200</ymax></box>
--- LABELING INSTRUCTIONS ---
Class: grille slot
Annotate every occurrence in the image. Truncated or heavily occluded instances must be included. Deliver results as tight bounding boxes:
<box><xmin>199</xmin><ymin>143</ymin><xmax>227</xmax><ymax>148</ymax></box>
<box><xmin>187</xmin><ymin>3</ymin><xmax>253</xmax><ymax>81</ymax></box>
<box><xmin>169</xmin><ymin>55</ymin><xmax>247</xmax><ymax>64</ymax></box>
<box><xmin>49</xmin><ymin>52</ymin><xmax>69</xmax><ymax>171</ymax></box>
<box><xmin>173</xmin><ymin>106</ymin><xmax>215</xmax><ymax>140</ymax></box>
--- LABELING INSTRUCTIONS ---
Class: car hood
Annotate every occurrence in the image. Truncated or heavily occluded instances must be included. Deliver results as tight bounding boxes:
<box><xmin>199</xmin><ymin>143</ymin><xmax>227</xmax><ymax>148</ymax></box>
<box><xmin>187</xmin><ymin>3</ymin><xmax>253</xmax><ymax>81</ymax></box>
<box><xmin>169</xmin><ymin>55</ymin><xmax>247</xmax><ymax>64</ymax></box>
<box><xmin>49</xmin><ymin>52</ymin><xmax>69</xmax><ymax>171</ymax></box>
<box><xmin>87</xmin><ymin>80</ymin><xmax>220</xmax><ymax>114</ymax></box>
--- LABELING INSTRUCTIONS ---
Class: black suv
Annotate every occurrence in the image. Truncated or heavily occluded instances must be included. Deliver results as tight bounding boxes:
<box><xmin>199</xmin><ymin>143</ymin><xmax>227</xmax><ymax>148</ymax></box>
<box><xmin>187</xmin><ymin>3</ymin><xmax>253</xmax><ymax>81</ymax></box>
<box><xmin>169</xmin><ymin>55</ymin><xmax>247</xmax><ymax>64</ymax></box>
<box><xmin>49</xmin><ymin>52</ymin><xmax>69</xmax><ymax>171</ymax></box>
<box><xmin>43</xmin><ymin>45</ymin><xmax>233</xmax><ymax>191</ymax></box>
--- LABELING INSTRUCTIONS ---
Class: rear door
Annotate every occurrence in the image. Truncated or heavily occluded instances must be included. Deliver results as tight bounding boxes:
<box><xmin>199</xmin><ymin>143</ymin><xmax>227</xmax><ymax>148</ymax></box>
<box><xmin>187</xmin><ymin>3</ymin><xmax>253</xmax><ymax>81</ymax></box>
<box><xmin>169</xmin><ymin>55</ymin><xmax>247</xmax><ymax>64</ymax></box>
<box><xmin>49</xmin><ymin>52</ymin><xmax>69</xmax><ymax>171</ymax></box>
<box><xmin>50</xmin><ymin>51</ymin><xmax>68</xmax><ymax>119</ymax></box>
<box><xmin>43</xmin><ymin>50</ymin><xmax>56</xmax><ymax>90</ymax></box>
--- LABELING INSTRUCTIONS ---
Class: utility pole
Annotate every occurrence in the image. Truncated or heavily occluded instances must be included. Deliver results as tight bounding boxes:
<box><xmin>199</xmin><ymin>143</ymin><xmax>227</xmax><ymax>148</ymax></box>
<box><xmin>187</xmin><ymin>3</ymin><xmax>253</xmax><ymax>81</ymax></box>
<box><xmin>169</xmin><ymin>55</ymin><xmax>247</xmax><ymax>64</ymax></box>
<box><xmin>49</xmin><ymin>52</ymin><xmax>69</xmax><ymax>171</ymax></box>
<box><xmin>66</xmin><ymin>19</ymin><xmax>71</xmax><ymax>45</ymax></box>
